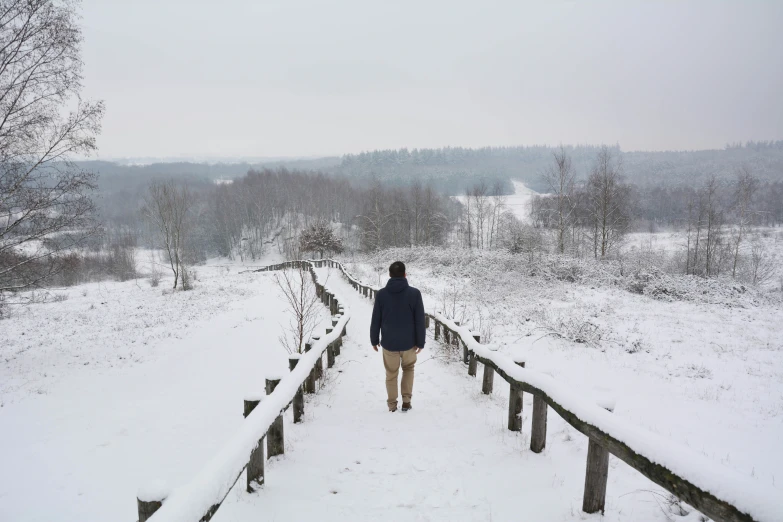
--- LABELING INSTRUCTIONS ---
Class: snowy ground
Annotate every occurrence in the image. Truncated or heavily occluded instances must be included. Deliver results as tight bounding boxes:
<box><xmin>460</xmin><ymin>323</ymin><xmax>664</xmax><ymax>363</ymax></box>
<box><xmin>2</xmin><ymin>252</ymin><xmax>780</xmax><ymax>520</ymax></box>
<box><xmin>0</xmin><ymin>265</ymin><xmax>328</xmax><ymax>521</ymax></box>
<box><xmin>212</xmin><ymin>267</ymin><xmax>706</xmax><ymax>522</ymax></box>
<box><xmin>341</xmin><ymin>251</ymin><xmax>783</xmax><ymax>515</ymax></box>
<box><xmin>454</xmin><ymin>180</ymin><xmax>538</xmax><ymax>224</ymax></box>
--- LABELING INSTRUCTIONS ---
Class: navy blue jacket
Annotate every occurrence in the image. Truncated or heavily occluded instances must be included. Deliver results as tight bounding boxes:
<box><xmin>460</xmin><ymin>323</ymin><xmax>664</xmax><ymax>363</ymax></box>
<box><xmin>370</xmin><ymin>277</ymin><xmax>426</xmax><ymax>352</ymax></box>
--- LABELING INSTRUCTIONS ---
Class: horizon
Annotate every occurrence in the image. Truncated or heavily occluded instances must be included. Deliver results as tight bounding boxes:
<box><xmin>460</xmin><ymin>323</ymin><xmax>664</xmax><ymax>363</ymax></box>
<box><xmin>91</xmin><ymin>139</ymin><xmax>783</xmax><ymax>165</ymax></box>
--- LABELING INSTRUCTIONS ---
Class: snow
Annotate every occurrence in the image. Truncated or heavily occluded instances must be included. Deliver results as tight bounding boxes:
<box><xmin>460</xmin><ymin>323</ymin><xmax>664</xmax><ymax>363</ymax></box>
<box><xmin>2</xmin><ymin>255</ymin><xmax>780</xmax><ymax>521</ymax></box>
<box><xmin>433</xmin><ymin>311</ymin><xmax>781</xmax><ymax>521</ymax></box>
<box><xmin>0</xmin><ymin>261</ymin><xmax>332</xmax><ymax>521</ymax></box>
<box><xmin>149</xmin><ymin>310</ymin><xmax>351</xmax><ymax>522</ymax></box>
<box><xmin>138</xmin><ymin>480</ymin><xmax>170</xmax><ymax>503</ymax></box>
<box><xmin>453</xmin><ymin>180</ymin><xmax>538</xmax><ymax>224</ymax></box>
<box><xmin>340</xmin><ymin>252</ymin><xmax>783</xmax><ymax>520</ymax></box>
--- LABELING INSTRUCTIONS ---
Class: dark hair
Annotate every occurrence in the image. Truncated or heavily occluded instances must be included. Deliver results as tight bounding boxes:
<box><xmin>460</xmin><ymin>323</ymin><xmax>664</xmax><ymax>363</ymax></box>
<box><xmin>389</xmin><ymin>261</ymin><xmax>406</xmax><ymax>278</ymax></box>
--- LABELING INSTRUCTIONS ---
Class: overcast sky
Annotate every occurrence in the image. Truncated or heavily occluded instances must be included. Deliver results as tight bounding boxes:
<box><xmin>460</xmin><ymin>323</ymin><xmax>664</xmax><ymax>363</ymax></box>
<box><xmin>81</xmin><ymin>0</ymin><xmax>783</xmax><ymax>159</ymax></box>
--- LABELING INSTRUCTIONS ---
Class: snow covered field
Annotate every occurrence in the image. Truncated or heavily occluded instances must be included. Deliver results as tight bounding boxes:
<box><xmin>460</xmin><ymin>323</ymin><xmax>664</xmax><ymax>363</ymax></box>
<box><xmin>0</xmin><ymin>265</ymin><xmax>327</xmax><ymax>521</ymax></box>
<box><xmin>2</xmin><ymin>257</ymin><xmax>781</xmax><ymax>521</ymax></box>
<box><xmin>454</xmin><ymin>180</ymin><xmax>538</xmax><ymax>224</ymax></box>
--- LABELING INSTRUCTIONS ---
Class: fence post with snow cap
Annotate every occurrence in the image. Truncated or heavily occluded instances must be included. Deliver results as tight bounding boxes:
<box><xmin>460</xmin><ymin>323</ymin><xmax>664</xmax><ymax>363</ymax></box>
<box><xmin>265</xmin><ymin>377</ymin><xmax>284</xmax><ymax>458</ymax></box>
<box><xmin>288</xmin><ymin>356</ymin><xmax>304</xmax><ymax>423</ymax></box>
<box><xmin>481</xmin><ymin>346</ymin><xmax>496</xmax><ymax>394</ymax></box>
<box><xmin>243</xmin><ymin>393</ymin><xmax>265</xmax><ymax>491</ymax></box>
<box><xmin>304</xmin><ymin>342</ymin><xmax>316</xmax><ymax>394</ymax></box>
<box><xmin>311</xmin><ymin>335</ymin><xmax>324</xmax><ymax>380</ymax></box>
<box><xmin>434</xmin><ymin>319</ymin><xmax>440</xmax><ymax>340</ymax></box>
<box><xmin>137</xmin><ymin>481</ymin><xmax>168</xmax><ymax>522</ymax></box>
<box><xmin>468</xmin><ymin>333</ymin><xmax>479</xmax><ymax>377</ymax></box>
<box><xmin>508</xmin><ymin>357</ymin><xmax>525</xmax><ymax>432</ymax></box>
<box><xmin>325</xmin><ymin>327</ymin><xmax>335</xmax><ymax>368</ymax></box>
<box><xmin>582</xmin><ymin>401</ymin><xmax>614</xmax><ymax>514</ymax></box>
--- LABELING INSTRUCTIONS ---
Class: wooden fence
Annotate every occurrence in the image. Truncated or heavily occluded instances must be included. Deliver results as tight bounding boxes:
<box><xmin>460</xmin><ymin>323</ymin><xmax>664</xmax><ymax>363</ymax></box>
<box><xmin>137</xmin><ymin>260</ymin><xmax>349</xmax><ymax>522</ymax></box>
<box><xmin>137</xmin><ymin>258</ymin><xmax>779</xmax><ymax>522</ymax></box>
<box><xmin>327</xmin><ymin>259</ymin><xmax>779</xmax><ymax>522</ymax></box>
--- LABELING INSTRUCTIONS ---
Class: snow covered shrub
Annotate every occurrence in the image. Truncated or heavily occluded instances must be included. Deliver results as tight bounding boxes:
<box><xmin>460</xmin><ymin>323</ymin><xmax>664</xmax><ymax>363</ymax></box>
<box><xmin>51</xmin><ymin>293</ymin><xmax>68</xmax><ymax>303</ymax></box>
<box><xmin>533</xmin><ymin>309</ymin><xmax>604</xmax><ymax>347</ymax></box>
<box><xmin>438</xmin><ymin>281</ymin><xmax>467</xmax><ymax>324</ymax></box>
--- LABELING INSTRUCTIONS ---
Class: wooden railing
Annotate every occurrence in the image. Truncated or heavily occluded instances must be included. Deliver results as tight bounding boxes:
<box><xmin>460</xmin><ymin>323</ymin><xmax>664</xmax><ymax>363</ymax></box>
<box><xmin>136</xmin><ymin>260</ymin><xmax>350</xmax><ymax>522</ymax></box>
<box><xmin>328</xmin><ymin>259</ymin><xmax>780</xmax><ymax>522</ymax></box>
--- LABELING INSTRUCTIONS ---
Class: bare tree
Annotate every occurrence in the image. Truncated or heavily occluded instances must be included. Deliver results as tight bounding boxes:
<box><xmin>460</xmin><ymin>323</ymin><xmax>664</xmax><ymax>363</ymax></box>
<box><xmin>586</xmin><ymin>146</ymin><xmax>630</xmax><ymax>258</ymax></box>
<box><xmin>488</xmin><ymin>180</ymin><xmax>507</xmax><ymax>249</ymax></box>
<box><xmin>0</xmin><ymin>0</ymin><xmax>104</xmax><ymax>294</ymax></box>
<box><xmin>731</xmin><ymin>167</ymin><xmax>757</xmax><ymax>278</ymax></box>
<box><xmin>275</xmin><ymin>265</ymin><xmax>323</xmax><ymax>354</ymax></box>
<box><xmin>702</xmin><ymin>174</ymin><xmax>723</xmax><ymax>278</ymax></box>
<box><xmin>143</xmin><ymin>181</ymin><xmax>193</xmax><ymax>290</ymax></box>
<box><xmin>542</xmin><ymin>146</ymin><xmax>576</xmax><ymax>254</ymax></box>
<box><xmin>748</xmin><ymin>239</ymin><xmax>775</xmax><ymax>286</ymax></box>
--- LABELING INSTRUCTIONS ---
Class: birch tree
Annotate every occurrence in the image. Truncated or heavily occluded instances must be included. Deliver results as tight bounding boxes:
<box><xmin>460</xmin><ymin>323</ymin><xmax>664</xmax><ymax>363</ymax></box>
<box><xmin>542</xmin><ymin>146</ymin><xmax>576</xmax><ymax>254</ymax></box>
<box><xmin>0</xmin><ymin>0</ymin><xmax>104</xmax><ymax>293</ymax></box>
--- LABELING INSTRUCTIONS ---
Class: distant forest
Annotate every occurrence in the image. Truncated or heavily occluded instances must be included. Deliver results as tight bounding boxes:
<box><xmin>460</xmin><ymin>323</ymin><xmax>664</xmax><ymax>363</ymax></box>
<box><xmin>337</xmin><ymin>141</ymin><xmax>783</xmax><ymax>194</ymax></box>
<box><xmin>86</xmin><ymin>142</ymin><xmax>783</xmax><ymax>243</ymax></box>
<box><xmin>88</xmin><ymin>141</ymin><xmax>783</xmax><ymax>204</ymax></box>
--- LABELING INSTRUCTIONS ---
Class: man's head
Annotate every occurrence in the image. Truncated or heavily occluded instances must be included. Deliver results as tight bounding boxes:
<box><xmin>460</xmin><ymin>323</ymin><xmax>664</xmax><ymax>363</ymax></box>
<box><xmin>389</xmin><ymin>261</ymin><xmax>406</xmax><ymax>278</ymax></box>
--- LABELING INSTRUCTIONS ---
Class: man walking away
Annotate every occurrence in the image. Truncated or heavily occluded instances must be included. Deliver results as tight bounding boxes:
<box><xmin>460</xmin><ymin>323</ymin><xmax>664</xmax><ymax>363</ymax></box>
<box><xmin>370</xmin><ymin>261</ymin><xmax>425</xmax><ymax>412</ymax></box>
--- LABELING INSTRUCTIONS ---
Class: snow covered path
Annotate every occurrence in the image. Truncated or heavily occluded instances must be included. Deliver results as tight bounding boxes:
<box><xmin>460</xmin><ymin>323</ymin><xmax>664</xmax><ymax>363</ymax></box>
<box><xmin>213</xmin><ymin>268</ymin><xmax>672</xmax><ymax>522</ymax></box>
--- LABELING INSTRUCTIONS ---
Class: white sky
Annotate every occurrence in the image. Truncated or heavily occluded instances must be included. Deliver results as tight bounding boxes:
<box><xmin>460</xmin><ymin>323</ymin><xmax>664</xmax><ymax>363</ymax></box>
<box><xmin>81</xmin><ymin>0</ymin><xmax>783</xmax><ymax>159</ymax></box>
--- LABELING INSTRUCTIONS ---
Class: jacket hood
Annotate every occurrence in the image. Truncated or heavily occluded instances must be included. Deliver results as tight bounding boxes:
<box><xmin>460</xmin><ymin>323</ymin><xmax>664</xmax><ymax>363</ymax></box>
<box><xmin>386</xmin><ymin>277</ymin><xmax>409</xmax><ymax>294</ymax></box>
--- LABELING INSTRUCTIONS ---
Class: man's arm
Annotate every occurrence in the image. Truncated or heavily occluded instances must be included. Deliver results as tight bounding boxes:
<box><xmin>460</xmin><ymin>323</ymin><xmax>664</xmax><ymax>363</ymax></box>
<box><xmin>414</xmin><ymin>289</ymin><xmax>425</xmax><ymax>351</ymax></box>
<box><xmin>370</xmin><ymin>291</ymin><xmax>381</xmax><ymax>350</ymax></box>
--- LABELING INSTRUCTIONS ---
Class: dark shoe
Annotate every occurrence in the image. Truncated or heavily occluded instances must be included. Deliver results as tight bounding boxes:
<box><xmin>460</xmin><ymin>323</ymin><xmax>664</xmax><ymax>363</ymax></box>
<box><xmin>401</xmin><ymin>402</ymin><xmax>412</xmax><ymax>412</ymax></box>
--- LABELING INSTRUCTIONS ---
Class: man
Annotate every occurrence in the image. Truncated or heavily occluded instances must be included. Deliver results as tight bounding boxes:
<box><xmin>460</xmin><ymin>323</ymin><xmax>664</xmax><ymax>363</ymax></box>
<box><xmin>370</xmin><ymin>261</ymin><xmax>425</xmax><ymax>412</ymax></box>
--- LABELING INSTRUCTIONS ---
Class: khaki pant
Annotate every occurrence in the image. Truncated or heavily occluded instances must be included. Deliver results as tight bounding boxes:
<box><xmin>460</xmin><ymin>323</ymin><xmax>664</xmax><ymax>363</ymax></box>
<box><xmin>382</xmin><ymin>348</ymin><xmax>417</xmax><ymax>408</ymax></box>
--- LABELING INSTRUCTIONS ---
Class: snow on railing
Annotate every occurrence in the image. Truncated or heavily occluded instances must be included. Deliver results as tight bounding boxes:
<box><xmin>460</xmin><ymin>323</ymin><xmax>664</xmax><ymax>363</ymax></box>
<box><xmin>331</xmin><ymin>260</ymin><xmax>781</xmax><ymax>522</ymax></box>
<box><xmin>138</xmin><ymin>260</ymin><xmax>350</xmax><ymax>522</ymax></box>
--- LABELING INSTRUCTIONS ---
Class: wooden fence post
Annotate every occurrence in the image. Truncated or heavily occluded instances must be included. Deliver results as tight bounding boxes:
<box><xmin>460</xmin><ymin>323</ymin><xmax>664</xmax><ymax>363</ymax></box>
<box><xmin>265</xmin><ymin>378</ymin><xmax>284</xmax><ymax>458</ymax></box>
<box><xmin>444</xmin><ymin>327</ymin><xmax>450</xmax><ymax>345</ymax></box>
<box><xmin>508</xmin><ymin>359</ymin><xmax>525</xmax><ymax>432</ymax></box>
<box><xmin>243</xmin><ymin>394</ymin><xmax>265</xmax><ymax>491</ymax></box>
<box><xmin>289</xmin><ymin>357</ymin><xmax>305</xmax><ymax>423</ymax></box>
<box><xmin>434</xmin><ymin>320</ymin><xmax>440</xmax><ymax>340</ymax></box>
<box><xmin>425</xmin><ymin>315</ymin><xmax>430</xmax><ymax>329</ymax></box>
<box><xmin>530</xmin><ymin>394</ymin><xmax>548</xmax><ymax>453</ymax></box>
<box><xmin>137</xmin><ymin>483</ymin><xmax>169</xmax><ymax>522</ymax></box>
<box><xmin>331</xmin><ymin>318</ymin><xmax>342</xmax><ymax>355</ymax></box>
<box><xmin>312</xmin><ymin>336</ymin><xmax>323</xmax><ymax>380</ymax></box>
<box><xmin>325</xmin><ymin>327</ymin><xmax>335</xmax><ymax>368</ymax></box>
<box><xmin>138</xmin><ymin>498</ymin><xmax>164</xmax><ymax>522</ymax></box>
<box><xmin>304</xmin><ymin>342</ymin><xmax>316</xmax><ymax>394</ymax></box>
<box><xmin>482</xmin><ymin>359</ymin><xmax>494</xmax><ymax>394</ymax></box>
<box><xmin>468</xmin><ymin>333</ymin><xmax>479</xmax><ymax>377</ymax></box>
<box><xmin>582</xmin><ymin>405</ymin><xmax>614</xmax><ymax>514</ymax></box>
